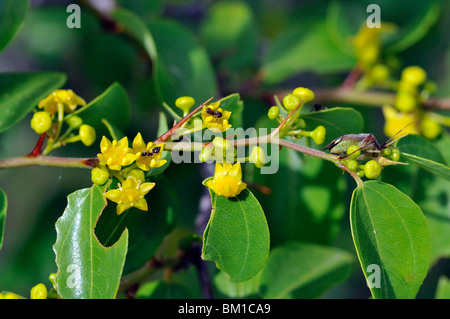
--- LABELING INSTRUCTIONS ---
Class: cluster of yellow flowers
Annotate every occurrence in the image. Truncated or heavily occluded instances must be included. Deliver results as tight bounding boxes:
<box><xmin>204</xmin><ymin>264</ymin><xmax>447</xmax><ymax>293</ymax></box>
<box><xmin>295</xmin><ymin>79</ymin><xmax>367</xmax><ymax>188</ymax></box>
<box><xmin>351</xmin><ymin>24</ymin><xmax>448</xmax><ymax>141</ymax></box>
<box><xmin>93</xmin><ymin>134</ymin><xmax>166</xmax><ymax>215</ymax></box>
<box><xmin>30</xmin><ymin>90</ymin><xmax>97</xmax><ymax>151</ymax></box>
<box><xmin>383</xmin><ymin>66</ymin><xmax>444</xmax><ymax>140</ymax></box>
<box><xmin>267</xmin><ymin>87</ymin><xmax>327</xmax><ymax>145</ymax></box>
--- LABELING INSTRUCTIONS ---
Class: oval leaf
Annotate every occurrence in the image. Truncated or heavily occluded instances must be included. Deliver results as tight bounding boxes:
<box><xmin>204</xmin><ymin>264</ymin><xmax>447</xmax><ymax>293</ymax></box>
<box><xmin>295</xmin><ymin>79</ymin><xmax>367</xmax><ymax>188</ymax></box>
<box><xmin>202</xmin><ymin>184</ymin><xmax>270</xmax><ymax>282</ymax></box>
<box><xmin>301</xmin><ymin>107</ymin><xmax>364</xmax><ymax>146</ymax></box>
<box><xmin>148</xmin><ymin>19</ymin><xmax>218</xmax><ymax>105</ymax></box>
<box><xmin>53</xmin><ymin>184</ymin><xmax>128</xmax><ymax>299</ymax></box>
<box><xmin>0</xmin><ymin>72</ymin><xmax>66</xmax><ymax>133</ymax></box>
<box><xmin>350</xmin><ymin>181</ymin><xmax>431</xmax><ymax>299</ymax></box>
<box><xmin>260</xmin><ymin>241</ymin><xmax>354</xmax><ymax>299</ymax></box>
<box><xmin>68</xmin><ymin>82</ymin><xmax>131</xmax><ymax>140</ymax></box>
<box><xmin>95</xmin><ymin>175</ymin><xmax>178</xmax><ymax>275</ymax></box>
<box><xmin>261</xmin><ymin>21</ymin><xmax>355</xmax><ymax>84</ymax></box>
<box><xmin>396</xmin><ymin>134</ymin><xmax>450</xmax><ymax>181</ymax></box>
<box><xmin>0</xmin><ymin>0</ymin><xmax>28</xmax><ymax>53</ymax></box>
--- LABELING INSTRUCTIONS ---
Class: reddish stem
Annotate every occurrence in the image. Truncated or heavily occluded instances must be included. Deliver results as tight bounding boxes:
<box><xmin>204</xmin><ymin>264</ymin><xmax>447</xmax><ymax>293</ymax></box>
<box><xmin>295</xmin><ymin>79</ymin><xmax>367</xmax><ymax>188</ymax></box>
<box><xmin>341</xmin><ymin>65</ymin><xmax>363</xmax><ymax>90</ymax></box>
<box><xmin>27</xmin><ymin>134</ymin><xmax>46</xmax><ymax>157</ymax></box>
<box><xmin>153</xmin><ymin>97</ymin><xmax>214</xmax><ymax>144</ymax></box>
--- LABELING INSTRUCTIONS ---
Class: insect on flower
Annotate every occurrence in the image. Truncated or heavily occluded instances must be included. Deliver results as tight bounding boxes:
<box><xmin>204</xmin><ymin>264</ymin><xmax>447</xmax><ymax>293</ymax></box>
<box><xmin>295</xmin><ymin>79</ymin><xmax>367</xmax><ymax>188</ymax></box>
<box><xmin>323</xmin><ymin>123</ymin><xmax>414</xmax><ymax>159</ymax></box>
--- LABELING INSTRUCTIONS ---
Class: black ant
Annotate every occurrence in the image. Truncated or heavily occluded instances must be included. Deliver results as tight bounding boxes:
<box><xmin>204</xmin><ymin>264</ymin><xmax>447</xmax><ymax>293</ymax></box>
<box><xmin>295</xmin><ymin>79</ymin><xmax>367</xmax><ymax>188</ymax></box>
<box><xmin>205</xmin><ymin>107</ymin><xmax>222</xmax><ymax>118</ymax></box>
<box><xmin>141</xmin><ymin>146</ymin><xmax>161</xmax><ymax>157</ymax></box>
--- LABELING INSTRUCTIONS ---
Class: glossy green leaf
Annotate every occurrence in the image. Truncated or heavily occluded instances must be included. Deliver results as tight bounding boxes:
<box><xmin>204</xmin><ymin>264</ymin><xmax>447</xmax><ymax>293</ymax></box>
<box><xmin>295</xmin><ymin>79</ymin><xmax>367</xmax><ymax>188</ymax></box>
<box><xmin>202</xmin><ymin>182</ymin><xmax>270</xmax><ymax>282</ymax></box>
<box><xmin>69</xmin><ymin>82</ymin><xmax>131</xmax><ymax>140</ymax></box>
<box><xmin>260</xmin><ymin>241</ymin><xmax>354</xmax><ymax>299</ymax></box>
<box><xmin>148</xmin><ymin>19</ymin><xmax>218</xmax><ymax>105</ymax></box>
<box><xmin>0</xmin><ymin>72</ymin><xmax>66</xmax><ymax>133</ymax></box>
<box><xmin>0</xmin><ymin>188</ymin><xmax>6</xmax><ymax>252</ymax></box>
<box><xmin>53</xmin><ymin>184</ymin><xmax>128</xmax><ymax>299</ymax></box>
<box><xmin>261</xmin><ymin>21</ymin><xmax>355</xmax><ymax>84</ymax></box>
<box><xmin>0</xmin><ymin>0</ymin><xmax>29</xmax><ymax>53</ymax></box>
<box><xmin>301</xmin><ymin>107</ymin><xmax>364</xmax><ymax>146</ymax></box>
<box><xmin>396</xmin><ymin>134</ymin><xmax>450</xmax><ymax>181</ymax></box>
<box><xmin>350</xmin><ymin>181</ymin><xmax>431</xmax><ymax>299</ymax></box>
<box><xmin>95</xmin><ymin>175</ymin><xmax>178</xmax><ymax>275</ymax></box>
<box><xmin>136</xmin><ymin>280</ymin><xmax>195</xmax><ymax>299</ymax></box>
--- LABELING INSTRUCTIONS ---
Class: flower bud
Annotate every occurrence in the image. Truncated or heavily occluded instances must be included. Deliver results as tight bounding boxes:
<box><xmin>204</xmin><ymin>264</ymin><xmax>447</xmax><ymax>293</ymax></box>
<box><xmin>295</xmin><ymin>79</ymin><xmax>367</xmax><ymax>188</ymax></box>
<box><xmin>267</xmin><ymin>106</ymin><xmax>279</xmax><ymax>120</ymax></box>
<box><xmin>282</xmin><ymin>93</ymin><xmax>301</xmax><ymax>111</ymax></box>
<box><xmin>91</xmin><ymin>167</ymin><xmax>110</xmax><ymax>185</ymax></box>
<box><xmin>79</xmin><ymin>124</ymin><xmax>96</xmax><ymax>146</ymax></box>
<box><xmin>401</xmin><ymin>66</ymin><xmax>427</xmax><ymax>87</ymax></box>
<box><xmin>310</xmin><ymin>126</ymin><xmax>326</xmax><ymax>145</ymax></box>
<box><xmin>364</xmin><ymin>160</ymin><xmax>382</xmax><ymax>179</ymax></box>
<box><xmin>175</xmin><ymin>96</ymin><xmax>195</xmax><ymax>115</ymax></box>
<box><xmin>292</xmin><ymin>87</ymin><xmax>315</xmax><ymax>103</ymax></box>
<box><xmin>31</xmin><ymin>111</ymin><xmax>52</xmax><ymax>134</ymax></box>
<box><xmin>249</xmin><ymin>146</ymin><xmax>267</xmax><ymax>168</ymax></box>
<box><xmin>66</xmin><ymin>115</ymin><xmax>83</xmax><ymax>128</ymax></box>
<box><xmin>346</xmin><ymin>145</ymin><xmax>361</xmax><ymax>159</ymax></box>
<box><xmin>30</xmin><ymin>283</ymin><xmax>48</xmax><ymax>299</ymax></box>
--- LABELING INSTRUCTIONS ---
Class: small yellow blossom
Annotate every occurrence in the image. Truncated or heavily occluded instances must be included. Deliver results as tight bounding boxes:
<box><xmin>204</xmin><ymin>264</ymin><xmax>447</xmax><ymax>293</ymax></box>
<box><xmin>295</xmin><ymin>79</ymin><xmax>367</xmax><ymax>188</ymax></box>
<box><xmin>352</xmin><ymin>23</ymin><xmax>396</xmax><ymax>69</ymax></box>
<box><xmin>38</xmin><ymin>89</ymin><xmax>86</xmax><ymax>114</ymax></box>
<box><xmin>201</xmin><ymin>102</ymin><xmax>232</xmax><ymax>132</ymax></box>
<box><xmin>132</xmin><ymin>133</ymin><xmax>167</xmax><ymax>171</ymax></box>
<box><xmin>97</xmin><ymin>136</ymin><xmax>137</xmax><ymax>171</ymax></box>
<box><xmin>382</xmin><ymin>105</ymin><xmax>418</xmax><ymax>138</ymax></box>
<box><xmin>206</xmin><ymin>162</ymin><xmax>247</xmax><ymax>198</ymax></box>
<box><xmin>104</xmin><ymin>176</ymin><xmax>155</xmax><ymax>215</ymax></box>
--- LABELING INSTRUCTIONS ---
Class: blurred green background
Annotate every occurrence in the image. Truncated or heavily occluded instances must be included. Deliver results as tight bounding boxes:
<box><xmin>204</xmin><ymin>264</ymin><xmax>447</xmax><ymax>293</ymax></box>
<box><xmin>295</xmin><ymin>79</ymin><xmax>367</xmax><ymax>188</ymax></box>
<box><xmin>0</xmin><ymin>0</ymin><xmax>449</xmax><ymax>298</ymax></box>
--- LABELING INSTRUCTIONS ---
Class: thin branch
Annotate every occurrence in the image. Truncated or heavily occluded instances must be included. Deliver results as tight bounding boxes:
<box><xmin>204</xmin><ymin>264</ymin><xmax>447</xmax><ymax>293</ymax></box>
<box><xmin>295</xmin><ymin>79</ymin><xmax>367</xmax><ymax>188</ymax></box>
<box><xmin>0</xmin><ymin>155</ymin><xmax>98</xmax><ymax>169</ymax></box>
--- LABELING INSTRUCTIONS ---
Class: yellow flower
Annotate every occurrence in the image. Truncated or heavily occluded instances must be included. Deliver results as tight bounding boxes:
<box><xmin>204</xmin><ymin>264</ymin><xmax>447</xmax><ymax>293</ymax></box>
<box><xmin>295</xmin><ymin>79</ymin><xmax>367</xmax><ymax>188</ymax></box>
<box><xmin>352</xmin><ymin>23</ymin><xmax>396</xmax><ymax>69</ymax></box>
<box><xmin>104</xmin><ymin>176</ymin><xmax>155</xmax><ymax>215</ymax></box>
<box><xmin>382</xmin><ymin>105</ymin><xmax>418</xmax><ymax>138</ymax></box>
<box><xmin>132</xmin><ymin>133</ymin><xmax>167</xmax><ymax>171</ymax></box>
<box><xmin>201</xmin><ymin>102</ymin><xmax>232</xmax><ymax>132</ymax></box>
<box><xmin>38</xmin><ymin>89</ymin><xmax>86</xmax><ymax>114</ymax></box>
<box><xmin>206</xmin><ymin>162</ymin><xmax>247</xmax><ymax>198</ymax></box>
<box><xmin>97</xmin><ymin>136</ymin><xmax>137</xmax><ymax>171</ymax></box>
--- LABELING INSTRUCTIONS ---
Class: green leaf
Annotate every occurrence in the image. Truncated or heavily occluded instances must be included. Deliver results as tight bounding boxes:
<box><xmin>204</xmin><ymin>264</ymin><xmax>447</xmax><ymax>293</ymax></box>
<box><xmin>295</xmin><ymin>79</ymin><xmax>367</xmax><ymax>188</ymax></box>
<box><xmin>213</xmin><ymin>270</ymin><xmax>261</xmax><ymax>299</ymax></box>
<box><xmin>250</xmin><ymin>116</ymin><xmax>347</xmax><ymax>246</ymax></box>
<box><xmin>111</xmin><ymin>8</ymin><xmax>157</xmax><ymax>62</ymax></box>
<box><xmin>95</xmin><ymin>175</ymin><xmax>179</xmax><ymax>275</ymax></box>
<box><xmin>436</xmin><ymin>276</ymin><xmax>450</xmax><ymax>299</ymax></box>
<box><xmin>0</xmin><ymin>188</ymin><xmax>6</xmax><ymax>252</ymax></box>
<box><xmin>301</xmin><ymin>107</ymin><xmax>364</xmax><ymax>146</ymax></box>
<box><xmin>384</xmin><ymin>1</ymin><xmax>440</xmax><ymax>54</ymax></box>
<box><xmin>0</xmin><ymin>0</ymin><xmax>29</xmax><ymax>53</ymax></box>
<box><xmin>350</xmin><ymin>181</ymin><xmax>431</xmax><ymax>299</ymax></box>
<box><xmin>202</xmin><ymin>183</ymin><xmax>270</xmax><ymax>282</ymax></box>
<box><xmin>148</xmin><ymin>19</ymin><xmax>218</xmax><ymax>105</ymax></box>
<box><xmin>0</xmin><ymin>72</ymin><xmax>66</xmax><ymax>133</ymax></box>
<box><xmin>53</xmin><ymin>184</ymin><xmax>128</xmax><ymax>299</ymax></box>
<box><xmin>200</xmin><ymin>1</ymin><xmax>258</xmax><ymax>70</ymax></box>
<box><xmin>136</xmin><ymin>280</ymin><xmax>195</xmax><ymax>299</ymax></box>
<box><xmin>69</xmin><ymin>82</ymin><xmax>131</xmax><ymax>140</ymax></box>
<box><xmin>396</xmin><ymin>134</ymin><xmax>450</xmax><ymax>181</ymax></box>
<box><xmin>260</xmin><ymin>241</ymin><xmax>354</xmax><ymax>299</ymax></box>
<box><xmin>261</xmin><ymin>21</ymin><xmax>356</xmax><ymax>84</ymax></box>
